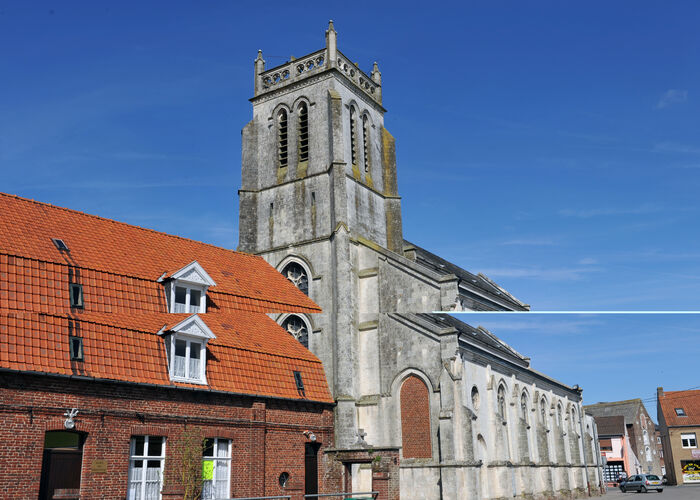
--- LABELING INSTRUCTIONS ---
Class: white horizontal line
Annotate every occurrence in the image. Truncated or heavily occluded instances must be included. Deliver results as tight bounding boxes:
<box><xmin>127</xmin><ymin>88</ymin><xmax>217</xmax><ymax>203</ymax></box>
<box><xmin>436</xmin><ymin>310</ymin><xmax>700</xmax><ymax>314</ymax></box>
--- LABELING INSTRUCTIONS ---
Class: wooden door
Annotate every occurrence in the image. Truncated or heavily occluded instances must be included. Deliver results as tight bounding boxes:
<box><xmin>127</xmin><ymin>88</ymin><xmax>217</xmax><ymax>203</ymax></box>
<box><xmin>305</xmin><ymin>442</ymin><xmax>320</xmax><ymax>495</ymax></box>
<box><xmin>40</xmin><ymin>449</ymin><xmax>82</xmax><ymax>499</ymax></box>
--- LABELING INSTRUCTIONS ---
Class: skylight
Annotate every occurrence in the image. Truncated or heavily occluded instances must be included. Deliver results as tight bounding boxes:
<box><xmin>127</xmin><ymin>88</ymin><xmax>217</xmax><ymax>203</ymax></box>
<box><xmin>675</xmin><ymin>408</ymin><xmax>687</xmax><ymax>416</ymax></box>
<box><xmin>52</xmin><ymin>238</ymin><xmax>69</xmax><ymax>251</ymax></box>
<box><xmin>293</xmin><ymin>370</ymin><xmax>305</xmax><ymax>395</ymax></box>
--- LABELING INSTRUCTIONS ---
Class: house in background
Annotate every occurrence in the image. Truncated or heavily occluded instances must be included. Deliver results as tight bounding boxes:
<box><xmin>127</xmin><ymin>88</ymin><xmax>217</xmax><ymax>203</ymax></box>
<box><xmin>657</xmin><ymin>387</ymin><xmax>700</xmax><ymax>485</ymax></box>
<box><xmin>584</xmin><ymin>399</ymin><xmax>663</xmax><ymax>477</ymax></box>
<box><xmin>0</xmin><ymin>193</ymin><xmax>339</xmax><ymax>500</ymax></box>
<box><xmin>592</xmin><ymin>415</ymin><xmax>634</xmax><ymax>485</ymax></box>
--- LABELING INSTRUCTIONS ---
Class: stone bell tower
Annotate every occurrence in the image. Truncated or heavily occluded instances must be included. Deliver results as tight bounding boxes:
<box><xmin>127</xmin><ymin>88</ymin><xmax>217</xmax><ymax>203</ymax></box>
<box><xmin>238</xmin><ymin>21</ymin><xmax>403</xmax><ymax>449</ymax></box>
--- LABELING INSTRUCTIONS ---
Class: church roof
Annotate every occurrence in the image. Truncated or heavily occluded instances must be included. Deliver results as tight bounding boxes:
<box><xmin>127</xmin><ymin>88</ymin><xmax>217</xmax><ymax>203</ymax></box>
<box><xmin>0</xmin><ymin>192</ymin><xmax>332</xmax><ymax>403</ymax></box>
<box><xmin>404</xmin><ymin>240</ymin><xmax>529</xmax><ymax>311</ymax></box>
<box><xmin>425</xmin><ymin>313</ymin><xmax>530</xmax><ymax>365</ymax></box>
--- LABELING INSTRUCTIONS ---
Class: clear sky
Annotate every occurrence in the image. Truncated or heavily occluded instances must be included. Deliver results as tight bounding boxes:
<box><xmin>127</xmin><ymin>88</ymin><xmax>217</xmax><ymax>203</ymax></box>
<box><xmin>2</xmin><ymin>2</ymin><xmax>698</xmax><ymax>420</ymax></box>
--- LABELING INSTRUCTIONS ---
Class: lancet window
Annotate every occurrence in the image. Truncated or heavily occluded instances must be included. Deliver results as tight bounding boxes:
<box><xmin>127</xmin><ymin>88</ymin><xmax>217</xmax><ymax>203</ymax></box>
<box><xmin>350</xmin><ymin>107</ymin><xmax>357</xmax><ymax>166</ymax></box>
<box><xmin>298</xmin><ymin>102</ymin><xmax>309</xmax><ymax>162</ymax></box>
<box><xmin>362</xmin><ymin>115</ymin><xmax>370</xmax><ymax>172</ymax></box>
<box><xmin>278</xmin><ymin>109</ymin><xmax>288</xmax><ymax>168</ymax></box>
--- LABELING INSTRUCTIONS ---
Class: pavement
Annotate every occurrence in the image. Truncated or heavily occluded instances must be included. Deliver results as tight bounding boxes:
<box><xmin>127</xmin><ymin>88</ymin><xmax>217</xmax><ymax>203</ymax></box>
<box><xmin>602</xmin><ymin>484</ymin><xmax>700</xmax><ymax>500</ymax></box>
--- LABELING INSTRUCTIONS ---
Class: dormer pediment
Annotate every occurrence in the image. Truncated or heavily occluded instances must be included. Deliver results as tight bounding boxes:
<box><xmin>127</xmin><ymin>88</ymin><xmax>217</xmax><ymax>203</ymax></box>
<box><xmin>165</xmin><ymin>314</ymin><xmax>216</xmax><ymax>340</ymax></box>
<box><xmin>170</xmin><ymin>260</ymin><xmax>217</xmax><ymax>287</ymax></box>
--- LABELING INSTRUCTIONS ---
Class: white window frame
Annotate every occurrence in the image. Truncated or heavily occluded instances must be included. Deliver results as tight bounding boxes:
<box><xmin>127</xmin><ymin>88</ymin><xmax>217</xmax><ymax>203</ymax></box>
<box><xmin>169</xmin><ymin>334</ymin><xmax>207</xmax><ymax>383</ymax></box>
<box><xmin>165</xmin><ymin>261</ymin><xmax>217</xmax><ymax>314</ymax></box>
<box><xmin>681</xmin><ymin>433</ymin><xmax>697</xmax><ymax>449</ymax></box>
<box><xmin>161</xmin><ymin>315</ymin><xmax>216</xmax><ymax>385</ymax></box>
<box><xmin>171</xmin><ymin>284</ymin><xmax>206</xmax><ymax>314</ymax></box>
<box><xmin>202</xmin><ymin>438</ymin><xmax>232</xmax><ymax>500</ymax></box>
<box><xmin>128</xmin><ymin>435</ymin><xmax>166</xmax><ymax>500</ymax></box>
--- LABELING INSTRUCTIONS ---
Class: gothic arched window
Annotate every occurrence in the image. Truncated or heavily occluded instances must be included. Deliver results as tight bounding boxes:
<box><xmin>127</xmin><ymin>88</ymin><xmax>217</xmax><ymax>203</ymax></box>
<box><xmin>471</xmin><ymin>386</ymin><xmax>480</xmax><ymax>411</ymax></box>
<box><xmin>497</xmin><ymin>385</ymin><xmax>506</xmax><ymax>417</ymax></box>
<box><xmin>521</xmin><ymin>392</ymin><xmax>529</xmax><ymax>422</ymax></box>
<box><xmin>277</xmin><ymin>109</ymin><xmax>288</xmax><ymax>168</ymax></box>
<box><xmin>282</xmin><ymin>261</ymin><xmax>309</xmax><ymax>295</ymax></box>
<box><xmin>362</xmin><ymin>114</ymin><xmax>370</xmax><ymax>172</ymax></box>
<box><xmin>557</xmin><ymin>403</ymin><xmax>563</xmax><ymax>427</ymax></box>
<box><xmin>281</xmin><ymin>314</ymin><xmax>309</xmax><ymax>348</ymax></box>
<box><xmin>349</xmin><ymin>107</ymin><xmax>357</xmax><ymax>166</ymax></box>
<box><xmin>298</xmin><ymin>102</ymin><xmax>309</xmax><ymax>162</ymax></box>
<box><xmin>540</xmin><ymin>397</ymin><xmax>547</xmax><ymax>425</ymax></box>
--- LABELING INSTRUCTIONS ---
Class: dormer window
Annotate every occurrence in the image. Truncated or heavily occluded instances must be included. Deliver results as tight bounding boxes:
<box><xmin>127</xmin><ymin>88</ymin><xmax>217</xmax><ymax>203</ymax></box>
<box><xmin>161</xmin><ymin>315</ymin><xmax>216</xmax><ymax>384</ymax></box>
<box><xmin>164</xmin><ymin>261</ymin><xmax>217</xmax><ymax>314</ymax></box>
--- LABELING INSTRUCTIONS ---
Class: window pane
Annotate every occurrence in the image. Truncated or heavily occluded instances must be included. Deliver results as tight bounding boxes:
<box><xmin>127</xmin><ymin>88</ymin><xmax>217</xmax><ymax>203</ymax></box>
<box><xmin>203</xmin><ymin>438</ymin><xmax>214</xmax><ymax>457</ymax></box>
<box><xmin>174</xmin><ymin>355</ymin><xmax>186</xmax><ymax>378</ymax></box>
<box><xmin>175</xmin><ymin>287</ymin><xmax>187</xmax><ymax>304</ymax></box>
<box><xmin>217</xmin><ymin>439</ymin><xmax>230</xmax><ymax>458</ymax></box>
<box><xmin>189</xmin><ymin>289</ymin><xmax>201</xmax><ymax>312</ymax></box>
<box><xmin>175</xmin><ymin>339</ymin><xmax>187</xmax><ymax>357</ymax></box>
<box><xmin>148</xmin><ymin>437</ymin><xmax>163</xmax><ymax>457</ymax></box>
<box><xmin>133</xmin><ymin>436</ymin><xmax>145</xmax><ymax>456</ymax></box>
<box><xmin>189</xmin><ymin>357</ymin><xmax>200</xmax><ymax>380</ymax></box>
<box><xmin>190</xmin><ymin>343</ymin><xmax>201</xmax><ymax>359</ymax></box>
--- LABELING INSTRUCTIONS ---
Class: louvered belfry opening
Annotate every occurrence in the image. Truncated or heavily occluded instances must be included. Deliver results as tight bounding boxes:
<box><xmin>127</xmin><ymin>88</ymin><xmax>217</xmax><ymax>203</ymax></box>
<box><xmin>298</xmin><ymin>102</ymin><xmax>309</xmax><ymax>162</ymax></box>
<box><xmin>362</xmin><ymin>115</ymin><xmax>370</xmax><ymax>172</ymax></box>
<box><xmin>350</xmin><ymin>107</ymin><xmax>357</xmax><ymax>166</ymax></box>
<box><xmin>278</xmin><ymin>109</ymin><xmax>288</xmax><ymax>168</ymax></box>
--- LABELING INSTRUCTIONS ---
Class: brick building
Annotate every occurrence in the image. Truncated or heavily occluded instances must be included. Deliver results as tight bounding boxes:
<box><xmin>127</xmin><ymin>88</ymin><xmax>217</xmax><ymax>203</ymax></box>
<box><xmin>657</xmin><ymin>387</ymin><xmax>700</xmax><ymax>485</ymax></box>
<box><xmin>584</xmin><ymin>399</ymin><xmax>663</xmax><ymax>477</ymax></box>
<box><xmin>0</xmin><ymin>193</ymin><xmax>344</xmax><ymax>499</ymax></box>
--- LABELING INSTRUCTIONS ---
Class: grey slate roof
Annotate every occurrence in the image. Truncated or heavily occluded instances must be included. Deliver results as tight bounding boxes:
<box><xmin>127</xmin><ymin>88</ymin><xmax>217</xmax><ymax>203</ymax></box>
<box><xmin>584</xmin><ymin>400</ymin><xmax>642</xmax><ymax>425</ymax></box>
<box><xmin>423</xmin><ymin>313</ymin><xmax>529</xmax><ymax>365</ymax></box>
<box><xmin>595</xmin><ymin>415</ymin><xmax>626</xmax><ymax>436</ymax></box>
<box><xmin>404</xmin><ymin>240</ymin><xmax>529</xmax><ymax>311</ymax></box>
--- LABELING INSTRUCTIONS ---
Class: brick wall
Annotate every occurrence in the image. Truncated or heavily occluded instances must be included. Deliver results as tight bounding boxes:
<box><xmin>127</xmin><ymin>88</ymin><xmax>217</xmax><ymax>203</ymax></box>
<box><xmin>399</xmin><ymin>376</ymin><xmax>431</xmax><ymax>459</ymax></box>
<box><xmin>0</xmin><ymin>372</ymin><xmax>337</xmax><ymax>499</ymax></box>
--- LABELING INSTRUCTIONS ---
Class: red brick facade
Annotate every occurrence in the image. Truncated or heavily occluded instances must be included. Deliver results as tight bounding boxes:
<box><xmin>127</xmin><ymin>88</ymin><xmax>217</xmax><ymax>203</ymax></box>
<box><xmin>0</xmin><ymin>373</ymin><xmax>337</xmax><ymax>499</ymax></box>
<box><xmin>399</xmin><ymin>376</ymin><xmax>432</xmax><ymax>459</ymax></box>
<box><xmin>0</xmin><ymin>193</ymin><xmax>342</xmax><ymax>499</ymax></box>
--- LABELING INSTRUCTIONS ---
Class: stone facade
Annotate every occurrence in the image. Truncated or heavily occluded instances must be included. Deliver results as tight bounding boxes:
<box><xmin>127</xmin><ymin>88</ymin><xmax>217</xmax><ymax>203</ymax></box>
<box><xmin>239</xmin><ymin>22</ymin><xmax>602</xmax><ymax>499</ymax></box>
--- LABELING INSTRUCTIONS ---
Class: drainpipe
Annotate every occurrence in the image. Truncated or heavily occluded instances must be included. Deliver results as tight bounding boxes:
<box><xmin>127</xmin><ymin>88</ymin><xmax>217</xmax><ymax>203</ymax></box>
<box><xmin>577</xmin><ymin>401</ymin><xmax>590</xmax><ymax>496</ymax></box>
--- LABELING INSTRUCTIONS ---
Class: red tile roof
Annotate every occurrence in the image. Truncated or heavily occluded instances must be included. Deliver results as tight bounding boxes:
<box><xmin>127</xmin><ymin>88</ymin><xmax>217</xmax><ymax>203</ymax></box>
<box><xmin>0</xmin><ymin>193</ymin><xmax>332</xmax><ymax>403</ymax></box>
<box><xmin>0</xmin><ymin>192</ymin><xmax>319</xmax><ymax>313</ymax></box>
<box><xmin>659</xmin><ymin>389</ymin><xmax>700</xmax><ymax>427</ymax></box>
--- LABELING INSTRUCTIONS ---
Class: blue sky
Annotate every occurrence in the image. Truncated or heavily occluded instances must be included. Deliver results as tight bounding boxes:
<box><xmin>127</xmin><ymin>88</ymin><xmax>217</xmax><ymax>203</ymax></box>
<box><xmin>1</xmin><ymin>2</ymin><xmax>698</xmax><ymax>418</ymax></box>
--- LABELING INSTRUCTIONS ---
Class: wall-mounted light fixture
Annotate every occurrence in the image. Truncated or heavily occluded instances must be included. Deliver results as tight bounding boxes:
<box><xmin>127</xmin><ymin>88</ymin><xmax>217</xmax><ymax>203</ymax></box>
<box><xmin>64</xmin><ymin>408</ymin><xmax>79</xmax><ymax>429</ymax></box>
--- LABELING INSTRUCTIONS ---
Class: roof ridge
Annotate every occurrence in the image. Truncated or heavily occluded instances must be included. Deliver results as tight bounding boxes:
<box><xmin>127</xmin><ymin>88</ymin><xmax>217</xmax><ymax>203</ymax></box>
<box><xmin>0</xmin><ymin>192</ymin><xmax>260</xmax><ymax>261</ymax></box>
<box><xmin>586</xmin><ymin>399</ymin><xmax>641</xmax><ymax>406</ymax></box>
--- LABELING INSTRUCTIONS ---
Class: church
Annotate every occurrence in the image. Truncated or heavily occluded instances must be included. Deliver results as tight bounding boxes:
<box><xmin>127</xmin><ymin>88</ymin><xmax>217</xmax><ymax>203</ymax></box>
<box><xmin>239</xmin><ymin>22</ymin><xmax>603</xmax><ymax>500</ymax></box>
